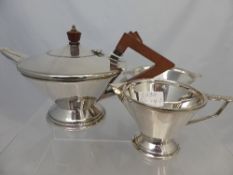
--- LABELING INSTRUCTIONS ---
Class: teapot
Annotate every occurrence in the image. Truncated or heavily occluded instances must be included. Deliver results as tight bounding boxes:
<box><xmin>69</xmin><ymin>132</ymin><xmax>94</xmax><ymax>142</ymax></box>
<box><xmin>0</xmin><ymin>25</ymin><xmax>121</xmax><ymax>130</ymax></box>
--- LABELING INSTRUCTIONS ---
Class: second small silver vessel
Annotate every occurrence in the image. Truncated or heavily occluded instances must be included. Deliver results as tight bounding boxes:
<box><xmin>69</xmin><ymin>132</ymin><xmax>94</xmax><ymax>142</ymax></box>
<box><xmin>112</xmin><ymin>80</ymin><xmax>232</xmax><ymax>159</ymax></box>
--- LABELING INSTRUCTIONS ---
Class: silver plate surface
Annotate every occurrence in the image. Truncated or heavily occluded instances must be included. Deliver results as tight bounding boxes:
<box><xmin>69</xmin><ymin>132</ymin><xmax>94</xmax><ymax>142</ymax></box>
<box><xmin>47</xmin><ymin>103</ymin><xmax>105</xmax><ymax>130</ymax></box>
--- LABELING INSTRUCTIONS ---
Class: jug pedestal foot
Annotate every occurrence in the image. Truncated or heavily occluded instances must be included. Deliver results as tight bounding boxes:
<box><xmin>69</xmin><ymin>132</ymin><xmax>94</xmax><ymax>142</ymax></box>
<box><xmin>47</xmin><ymin>102</ymin><xmax>105</xmax><ymax>130</ymax></box>
<box><xmin>132</xmin><ymin>134</ymin><xmax>179</xmax><ymax>159</ymax></box>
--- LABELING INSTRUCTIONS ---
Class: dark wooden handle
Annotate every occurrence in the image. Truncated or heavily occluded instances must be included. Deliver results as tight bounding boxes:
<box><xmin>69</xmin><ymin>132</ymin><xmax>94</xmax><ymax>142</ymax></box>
<box><xmin>113</xmin><ymin>31</ymin><xmax>175</xmax><ymax>80</ymax></box>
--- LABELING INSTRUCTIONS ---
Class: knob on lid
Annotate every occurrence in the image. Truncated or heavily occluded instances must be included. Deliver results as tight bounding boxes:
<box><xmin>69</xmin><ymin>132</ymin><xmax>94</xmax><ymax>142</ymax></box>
<box><xmin>66</xmin><ymin>25</ymin><xmax>81</xmax><ymax>56</ymax></box>
<box><xmin>67</xmin><ymin>25</ymin><xmax>81</xmax><ymax>44</ymax></box>
<box><xmin>47</xmin><ymin>25</ymin><xmax>95</xmax><ymax>58</ymax></box>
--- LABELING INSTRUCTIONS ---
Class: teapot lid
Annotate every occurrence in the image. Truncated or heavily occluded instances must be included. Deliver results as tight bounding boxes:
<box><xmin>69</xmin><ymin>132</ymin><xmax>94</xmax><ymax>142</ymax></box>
<box><xmin>16</xmin><ymin>25</ymin><xmax>120</xmax><ymax>82</ymax></box>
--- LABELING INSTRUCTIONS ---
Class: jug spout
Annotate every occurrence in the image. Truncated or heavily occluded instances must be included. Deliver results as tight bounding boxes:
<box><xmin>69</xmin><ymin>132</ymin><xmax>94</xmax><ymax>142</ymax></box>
<box><xmin>0</xmin><ymin>48</ymin><xmax>28</xmax><ymax>64</ymax></box>
<box><xmin>110</xmin><ymin>82</ymin><xmax>125</xmax><ymax>100</ymax></box>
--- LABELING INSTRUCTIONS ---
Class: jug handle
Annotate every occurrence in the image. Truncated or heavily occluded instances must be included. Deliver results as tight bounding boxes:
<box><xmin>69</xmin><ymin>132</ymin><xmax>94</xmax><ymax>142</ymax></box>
<box><xmin>187</xmin><ymin>94</ymin><xmax>233</xmax><ymax>125</ymax></box>
<box><xmin>0</xmin><ymin>48</ymin><xmax>27</xmax><ymax>63</ymax></box>
<box><xmin>112</xmin><ymin>31</ymin><xmax>175</xmax><ymax>80</ymax></box>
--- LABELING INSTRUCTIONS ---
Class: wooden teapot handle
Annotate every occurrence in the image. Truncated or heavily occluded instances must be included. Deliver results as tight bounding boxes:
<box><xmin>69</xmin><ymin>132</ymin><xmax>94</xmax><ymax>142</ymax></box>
<box><xmin>113</xmin><ymin>31</ymin><xmax>175</xmax><ymax>80</ymax></box>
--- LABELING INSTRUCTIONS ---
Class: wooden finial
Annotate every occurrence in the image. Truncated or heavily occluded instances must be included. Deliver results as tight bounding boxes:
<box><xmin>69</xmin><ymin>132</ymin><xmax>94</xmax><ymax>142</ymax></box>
<box><xmin>67</xmin><ymin>25</ymin><xmax>81</xmax><ymax>44</ymax></box>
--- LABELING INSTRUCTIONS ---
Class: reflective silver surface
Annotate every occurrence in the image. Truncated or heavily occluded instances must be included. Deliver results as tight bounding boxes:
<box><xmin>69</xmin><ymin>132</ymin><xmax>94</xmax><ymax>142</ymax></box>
<box><xmin>104</xmin><ymin>64</ymin><xmax>200</xmax><ymax>98</ymax></box>
<box><xmin>1</xmin><ymin>96</ymin><xmax>233</xmax><ymax>175</ymax></box>
<box><xmin>1</xmin><ymin>1</ymin><xmax>233</xmax><ymax>174</ymax></box>
<box><xmin>124</xmin><ymin>66</ymin><xmax>201</xmax><ymax>84</ymax></box>
<box><xmin>1</xmin><ymin>48</ymin><xmax>118</xmax><ymax>82</ymax></box>
<box><xmin>0</xmin><ymin>48</ymin><xmax>121</xmax><ymax>129</ymax></box>
<box><xmin>47</xmin><ymin>45</ymin><xmax>94</xmax><ymax>58</ymax></box>
<box><xmin>112</xmin><ymin>80</ymin><xmax>232</xmax><ymax>159</ymax></box>
<box><xmin>47</xmin><ymin>98</ymin><xmax>105</xmax><ymax>130</ymax></box>
<box><xmin>132</xmin><ymin>134</ymin><xmax>180</xmax><ymax>159</ymax></box>
<box><xmin>27</xmin><ymin>74</ymin><xmax>120</xmax><ymax>129</ymax></box>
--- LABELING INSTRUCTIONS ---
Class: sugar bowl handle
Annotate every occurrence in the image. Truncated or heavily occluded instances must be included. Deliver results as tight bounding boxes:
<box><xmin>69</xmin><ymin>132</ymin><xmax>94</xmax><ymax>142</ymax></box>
<box><xmin>187</xmin><ymin>94</ymin><xmax>233</xmax><ymax>125</ymax></box>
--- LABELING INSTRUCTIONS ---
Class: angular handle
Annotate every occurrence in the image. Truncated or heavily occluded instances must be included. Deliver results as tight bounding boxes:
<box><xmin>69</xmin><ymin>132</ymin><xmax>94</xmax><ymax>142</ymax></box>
<box><xmin>187</xmin><ymin>94</ymin><xmax>233</xmax><ymax>125</ymax></box>
<box><xmin>112</xmin><ymin>31</ymin><xmax>175</xmax><ymax>80</ymax></box>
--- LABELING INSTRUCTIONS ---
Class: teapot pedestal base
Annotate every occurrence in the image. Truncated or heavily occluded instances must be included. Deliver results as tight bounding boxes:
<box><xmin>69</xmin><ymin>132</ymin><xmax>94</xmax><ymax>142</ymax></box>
<box><xmin>132</xmin><ymin>134</ymin><xmax>179</xmax><ymax>159</ymax></box>
<box><xmin>47</xmin><ymin>103</ymin><xmax>105</xmax><ymax>130</ymax></box>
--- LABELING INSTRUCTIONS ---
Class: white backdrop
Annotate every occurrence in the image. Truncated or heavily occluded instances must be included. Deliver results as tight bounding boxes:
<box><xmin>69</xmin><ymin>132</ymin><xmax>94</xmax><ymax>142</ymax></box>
<box><xmin>0</xmin><ymin>0</ymin><xmax>233</xmax><ymax>152</ymax></box>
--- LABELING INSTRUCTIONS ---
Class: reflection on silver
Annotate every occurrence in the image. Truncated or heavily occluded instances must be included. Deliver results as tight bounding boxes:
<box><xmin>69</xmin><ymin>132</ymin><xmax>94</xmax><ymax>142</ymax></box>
<box><xmin>47</xmin><ymin>97</ymin><xmax>105</xmax><ymax>130</ymax></box>
<box><xmin>112</xmin><ymin>80</ymin><xmax>232</xmax><ymax>159</ymax></box>
<box><xmin>1</xmin><ymin>48</ymin><xmax>121</xmax><ymax>129</ymax></box>
<box><xmin>124</xmin><ymin>66</ymin><xmax>201</xmax><ymax>84</ymax></box>
<box><xmin>103</xmin><ymin>64</ymin><xmax>201</xmax><ymax>98</ymax></box>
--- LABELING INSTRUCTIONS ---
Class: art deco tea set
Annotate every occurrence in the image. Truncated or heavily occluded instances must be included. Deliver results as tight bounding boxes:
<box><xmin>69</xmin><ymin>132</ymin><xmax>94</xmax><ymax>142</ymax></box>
<box><xmin>1</xmin><ymin>25</ymin><xmax>232</xmax><ymax>159</ymax></box>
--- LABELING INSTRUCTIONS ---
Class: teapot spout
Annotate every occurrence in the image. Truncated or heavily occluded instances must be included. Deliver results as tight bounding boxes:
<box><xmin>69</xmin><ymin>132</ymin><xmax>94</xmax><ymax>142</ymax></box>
<box><xmin>0</xmin><ymin>48</ymin><xmax>28</xmax><ymax>64</ymax></box>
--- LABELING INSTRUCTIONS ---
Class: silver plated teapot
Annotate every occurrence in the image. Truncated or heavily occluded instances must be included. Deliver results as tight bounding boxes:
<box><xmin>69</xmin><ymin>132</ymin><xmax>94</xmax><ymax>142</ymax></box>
<box><xmin>0</xmin><ymin>26</ymin><xmax>121</xmax><ymax>130</ymax></box>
